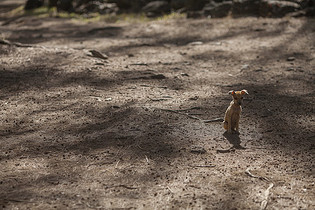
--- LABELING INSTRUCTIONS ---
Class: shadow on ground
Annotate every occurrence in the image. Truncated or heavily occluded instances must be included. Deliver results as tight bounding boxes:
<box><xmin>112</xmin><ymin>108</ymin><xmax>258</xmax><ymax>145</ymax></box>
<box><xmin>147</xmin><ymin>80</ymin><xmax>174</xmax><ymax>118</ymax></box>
<box><xmin>0</xmin><ymin>15</ymin><xmax>314</xmax><ymax>209</ymax></box>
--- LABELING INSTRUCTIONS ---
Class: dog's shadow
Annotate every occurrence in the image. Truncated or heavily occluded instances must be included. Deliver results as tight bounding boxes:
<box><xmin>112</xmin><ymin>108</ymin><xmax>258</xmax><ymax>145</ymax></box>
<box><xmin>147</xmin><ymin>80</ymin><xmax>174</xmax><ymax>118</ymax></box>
<box><xmin>217</xmin><ymin>132</ymin><xmax>246</xmax><ymax>153</ymax></box>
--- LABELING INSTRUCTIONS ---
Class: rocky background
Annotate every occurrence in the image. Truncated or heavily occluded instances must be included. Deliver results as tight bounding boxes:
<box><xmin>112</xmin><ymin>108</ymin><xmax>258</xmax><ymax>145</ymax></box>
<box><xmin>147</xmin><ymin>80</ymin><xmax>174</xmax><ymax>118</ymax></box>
<box><xmin>25</xmin><ymin>0</ymin><xmax>315</xmax><ymax>18</ymax></box>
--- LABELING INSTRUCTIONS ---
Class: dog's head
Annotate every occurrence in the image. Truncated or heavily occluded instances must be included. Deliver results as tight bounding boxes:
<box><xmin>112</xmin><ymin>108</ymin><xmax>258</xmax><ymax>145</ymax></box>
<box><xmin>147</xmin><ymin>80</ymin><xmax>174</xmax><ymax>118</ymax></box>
<box><xmin>229</xmin><ymin>90</ymin><xmax>248</xmax><ymax>106</ymax></box>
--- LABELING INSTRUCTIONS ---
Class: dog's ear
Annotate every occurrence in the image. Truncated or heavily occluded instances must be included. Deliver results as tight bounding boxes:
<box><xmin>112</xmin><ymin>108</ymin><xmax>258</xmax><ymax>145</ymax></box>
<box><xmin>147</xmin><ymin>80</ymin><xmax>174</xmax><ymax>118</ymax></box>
<box><xmin>241</xmin><ymin>89</ymin><xmax>248</xmax><ymax>95</ymax></box>
<box><xmin>229</xmin><ymin>90</ymin><xmax>235</xmax><ymax>95</ymax></box>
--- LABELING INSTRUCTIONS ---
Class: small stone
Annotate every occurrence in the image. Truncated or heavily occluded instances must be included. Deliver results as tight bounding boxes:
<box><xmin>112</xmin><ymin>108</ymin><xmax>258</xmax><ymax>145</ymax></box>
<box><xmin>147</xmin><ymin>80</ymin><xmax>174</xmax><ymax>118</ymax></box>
<box><xmin>189</xmin><ymin>96</ymin><xmax>199</xmax><ymax>101</ymax></box>
<box><xmin>255</xmin><ymin>68</ymin><xmax>263</xmax><ymax>72</ymax></box>
<box><xmin>190</xmin><ymin>146</ymin><xmax>206</xmax><ymax>154</ymax></box>
<box><xmin>241</xmin><ymin>64</ymin><xmax>250</xmax><ymax>71</ymax></box>
<box><xmin>150</xmin><ymin>74</ymin><xmax>166</xmax><ymax>79</ymax></box>
<box><xmin>89</xmin><ymin>50</ymin><xmax>108</xmax><ymax>60</ymax></box>
<box><xmin>287</xmin><ymin>57</ymin><xmax>295</xmax><ymax>61</ymax></box>
<box><xmin>286</xmin><ymin>67</ymin><xmax>295</xmax><ymax>71</ymax></box>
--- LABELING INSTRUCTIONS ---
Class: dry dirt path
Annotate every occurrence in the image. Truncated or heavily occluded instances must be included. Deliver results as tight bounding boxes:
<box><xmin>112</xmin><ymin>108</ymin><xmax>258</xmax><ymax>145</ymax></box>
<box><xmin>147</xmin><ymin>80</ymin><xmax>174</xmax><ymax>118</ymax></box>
<box><xmin>0</xmin><ymin>6</ymin><xmax>314</xmax><ymax>209</ymax></box>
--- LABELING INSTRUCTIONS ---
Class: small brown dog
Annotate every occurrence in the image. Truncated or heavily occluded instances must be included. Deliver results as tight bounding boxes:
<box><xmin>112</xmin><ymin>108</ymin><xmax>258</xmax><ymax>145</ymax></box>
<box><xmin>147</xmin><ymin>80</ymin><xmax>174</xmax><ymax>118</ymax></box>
<box><xmin>223</xmin><ymin>90</ymin><xmax>248</xmax><ymax>133</ymax></box>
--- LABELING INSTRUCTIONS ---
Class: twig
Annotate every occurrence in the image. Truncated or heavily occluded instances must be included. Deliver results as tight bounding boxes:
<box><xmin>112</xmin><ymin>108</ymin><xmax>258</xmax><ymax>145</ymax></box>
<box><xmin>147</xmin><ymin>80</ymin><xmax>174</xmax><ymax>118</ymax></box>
<box><xmin>2</xmin><ymin>199</ymin><xmax>34</xmax><ymax>203</ymax></box>
<box><xmin>88</xmin><ymin>50</ymin><xmax>108</xmax><ymax>60</ymax></box>
<box><xmin>0</xmin><ymin>39</ymin><xmax>33</xmax><ymax>48</ymax></box>
<box><xmin>189</xmin><ymin>165</ymin><xmax>216</xmax><ymax>168</ymax></box>
<box><xmin>216</xmin><ymin>147</ymin><xmax>235</xmax><ymax>153</ymax></box>
<box><xmin>105</xmin><ymin>185</ymin><xmax>137</xmax><ymax>190</ymax></box>
<box><xmin>159</xmin><ymin>108</ymin><xmax>202</xmax><ymax>120</ymax></box>
<box><xmin>184</xmin><ymin>113</ymin><xmax>203</xmax><ymax>120</ymax></box>
<box><xmin>130</xmin><ymin>63</ymin><xmax>148</xmax><ymax>66</ymax></box>
<box><xmin>159</xmin><ymin>108</ymin><xmax>223</xmax><ymax>123</ymax></box>
<box><xmin>87</xmin><ymin>161</ymin><xmax>114</xmax><ymax>167</ymax></box>
<box><xmin>260</xmin><ymin>183</ymin><xmax>274</xmax><ymax>210</ymax></box>
<box><xmin>245</xmin><ymin>168</ymin><xmax>269</xmax><ymax>181</ymax></box>
<box><xmin>187</xmin><ymin>185</ymin><xmax>201</xmax><ymax>189</ymax></box>
<box><xmin>167</xmin><ymin>186</ymin><xmax>174</xmax><ymax>193</ymax></box>
<box><xmin>115</xmin><ymin>160</ymin><xmax>120</xmax><ymax>168</ymax></box>
<box><xmin>170</xmin><ymin>107</ymin><xmax>201</xmax><ymax>112</ymax></box>
<box><xmin>118</xmin><ymin>185</ymin><xmax>138</xmax><ymax>190</ymax></box>
<box><xmin>203</xmin><ymin>118</ymin><xmax>224</xmax><ymax>123</ymax></box>
<box><xmin>149</xmin><ymin>98</ymin><xmax>168</xmax><ymax>102</ymax></box>
<box><xmin>145</xmin><ymin>155</ymin><xmax>149</xmax><ymax>164</ymax></box>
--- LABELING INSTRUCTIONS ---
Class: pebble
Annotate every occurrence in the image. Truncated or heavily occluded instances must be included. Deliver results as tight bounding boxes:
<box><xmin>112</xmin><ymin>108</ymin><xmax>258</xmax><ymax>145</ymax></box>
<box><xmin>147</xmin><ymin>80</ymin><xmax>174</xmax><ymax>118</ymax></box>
<box><xmin>287</xmin><ymin>57</ymin><xmax>295</xmax><ymax>61</ymax></box>
<box><xmin>180</xmin><ymin>73</ymin><xmax>189</xmax><ymax>77</ymax></box>
<box><xmin>286</xmin><ymin>67</ymin><xmax>295</xmax><ymax>71</ymax></box>
<box><xmin>188</xmin><ymin>41</ymin><xmax>203</xmax><ymax>46</ymax></box>
<box><xmin>190</xmin><ymin>146</ymin><xmax>206</xmax><ymax>154</ymax></box>
<box><xmin>241</xmin><ymin>64</ymin><xmax>249</xmax><ymax>71</ymax></box>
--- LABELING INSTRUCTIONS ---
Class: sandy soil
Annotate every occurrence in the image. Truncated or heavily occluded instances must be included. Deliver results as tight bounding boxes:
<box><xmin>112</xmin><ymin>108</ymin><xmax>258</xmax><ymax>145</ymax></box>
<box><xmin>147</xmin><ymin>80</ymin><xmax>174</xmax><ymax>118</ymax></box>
<box><xmin>0</xmin><ymin>2</ymin><xmax>314</xmax><ymax>209</ymax></box>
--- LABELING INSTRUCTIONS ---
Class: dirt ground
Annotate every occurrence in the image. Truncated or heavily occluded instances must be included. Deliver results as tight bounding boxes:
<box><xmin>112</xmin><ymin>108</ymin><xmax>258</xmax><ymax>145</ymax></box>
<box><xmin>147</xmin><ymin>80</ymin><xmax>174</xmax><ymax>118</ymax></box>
<box><xmin>0</xmin><ymin>1</ymin><xmax>314</xmax><ymax>209</ymax></box>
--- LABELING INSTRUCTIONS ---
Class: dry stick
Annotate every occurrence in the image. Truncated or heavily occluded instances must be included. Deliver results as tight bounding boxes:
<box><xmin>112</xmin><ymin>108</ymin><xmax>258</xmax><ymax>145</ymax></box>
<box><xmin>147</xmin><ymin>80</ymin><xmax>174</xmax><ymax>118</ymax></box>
<box><xmin>260</xmin><ymin>183</ymin><xmax>274</xmax><ymax>210</ymax></box>
<box><xmin>105</xmin><ymin>185</ymin><xmax>137</xmax><ymax>190</ymax></box>
<box><xmin>130</xmin><ymin>63</ymin><xmax>148</xmax><ymax>66</ymax></box>
<box><xmin>160</xmin><ymin>108</ymin><xmax>223</xmax><ymax>122</ymax></box>
<box><xmin>0</xmin><ymin>39</ymin><xmax>33</xmax><ymax>48</ymax></box>
<box><xmin>216</xmin><ymin>147</ymin><xmax>236</xmax><ymax>153</ymax></box>
<box><xmin>203</xmin><ymin>118</ymin><xmax>224</xmax><ymax>123</ymax></box>
<box><xmin>2</xmin><ymin>198</ymin><xmax>35</xmax><ymax>203</ymax></box>
<box><xmin>245</xmin><ymin>168</ymin><xmax>269</xmax><ymax>181</ymax></box>
<box><xmin>170</xmin><ymin>107</ymin><xmax>201</xmax><ymax>112</ymax></box>
<box><xmin>87</xmin><ymin>161</ymin><xmax>114</xmax><ymax>167</ymax></box>
<box><xmin>145</xmin><ymin>155</ymin><xmax>149</xmax><ymax>164</ymax></box>
<box><xmin>160</xmin><ymin>108</ymin><xmax>200</xmax><ymax>119</ymax></box>
<box><xmin>190</xmin><ymin>165</ymin><xmax>216</xmax><ymax>168</ymax></box>
<box><xmin>0</xmin><ymin>38</ymin><xmax>83</xmax><ymax>51</ymax></box>
<box><xmin>88</xmin><ymin>50</ymin><xmax>108</xmax><ymax>60</ymax></box>
<box><xmin>167</xmin><ymin>186</ymin><xmax>174</xmax><ymax>193</ymax></box>
<box><xmin>245</xmin><ymin>168</ymin><xmax>274</xmax><ymax>209</ymax></box>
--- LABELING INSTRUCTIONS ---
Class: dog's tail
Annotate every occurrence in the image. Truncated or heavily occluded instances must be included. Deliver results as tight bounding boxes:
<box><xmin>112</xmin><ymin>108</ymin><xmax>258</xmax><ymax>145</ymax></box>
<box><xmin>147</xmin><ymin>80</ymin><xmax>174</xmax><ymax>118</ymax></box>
<box><xmin>223</xmin><ymin>121</ymin><xmax>228</xmax><ymax>130</ymax></box>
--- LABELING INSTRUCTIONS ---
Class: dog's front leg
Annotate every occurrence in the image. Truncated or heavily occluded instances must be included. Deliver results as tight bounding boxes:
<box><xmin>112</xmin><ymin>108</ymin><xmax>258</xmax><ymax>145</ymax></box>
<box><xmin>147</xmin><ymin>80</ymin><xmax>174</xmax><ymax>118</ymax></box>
<box><xmin>235</xmin><ymin>116</ymin><xmax>240</xmax><ymax>133</ymax></box>
<box><xmin>235</xmin><ymin>120</ymin><xmax>240</xmax><ymax>134</ymax></box>
<box><xmin>227</xmin><ymin>117</ymin><xmax>232</xmax><ymax>133</ymax></box>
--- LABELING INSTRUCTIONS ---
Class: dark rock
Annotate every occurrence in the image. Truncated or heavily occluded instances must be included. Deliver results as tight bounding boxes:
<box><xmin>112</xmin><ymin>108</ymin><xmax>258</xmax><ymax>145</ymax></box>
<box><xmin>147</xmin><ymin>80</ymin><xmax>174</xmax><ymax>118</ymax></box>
<box><xmin>142</xmin><ymin>1</ymin><xmax>171</xmax><ymax>17</ymax></box>
<box><xmin>186</xmin><ymin>0</ymin><xmax>208</xmax><ymax>11</ymax></box>
<box><xmin>170</xmin><ymin>0</ymin><xmax>187</xmax><ymax>10</ymax></box>
<box><xmin>204</xmin><ymin>1</ymin><xmax>233</xmax><ymax>18</ymax></box>
<box><xmin>150</xmin><ymin>74</ymin><xmax>166</xmax><ymax>79</ymax></box>
<box><xmin>232</xmin><ymin>0</ymin><xmax>260</xmax><ymax>17</ymax></box>
<box><xmin>57</xmin><ymin>0</ymin><xmax>74</xmax><ymax>12</ymax></box>
<box><xmin>260</xmin><ymin>0</ymin><xmax>300</xmax><ymax>17</ymax></box>
<box><xmin>305</xmin><ymin>6</ymin><xmax>315</xmax><ymax>16</ymax></box>
<box><xmin>24</xmin><ymin>0</ymin><xmax>44</xmax><ymax>10</ymax></box>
